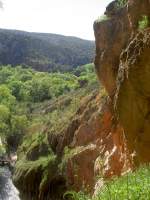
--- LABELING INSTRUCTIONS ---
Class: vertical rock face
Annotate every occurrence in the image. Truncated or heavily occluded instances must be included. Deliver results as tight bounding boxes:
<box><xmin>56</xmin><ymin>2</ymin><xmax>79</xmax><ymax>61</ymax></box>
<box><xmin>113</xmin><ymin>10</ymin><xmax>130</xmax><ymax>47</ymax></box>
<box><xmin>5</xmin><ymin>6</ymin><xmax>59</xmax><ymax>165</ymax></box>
<box><xmin>94</xmin><ymin>0</ymin><xmax>150</xmax><ymax>171</ymax></box>
<box><xmin>116</xmin><ymin>30</ymin><xmax>150</xmax><ymax>164</ymax></box>
<box><xmin>127</xmin><ymin>0</ymin><xmax>150</xmax><ymax>30</ymax></box>
<box><xmin>94</xmin><ymin>5</ymin><xmax>131</xmax><ymax>95</ymax></box>
<box><xmin>61</xmin><ymin>93</ymin><xmax>131</xmax><ymax>192</ymax></box>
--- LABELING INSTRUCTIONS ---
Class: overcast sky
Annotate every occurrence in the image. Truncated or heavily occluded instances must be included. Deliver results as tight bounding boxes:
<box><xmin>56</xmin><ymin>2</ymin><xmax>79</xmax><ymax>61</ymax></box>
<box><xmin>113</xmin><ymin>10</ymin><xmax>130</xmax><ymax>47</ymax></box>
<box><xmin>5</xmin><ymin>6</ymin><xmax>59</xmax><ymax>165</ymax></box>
<box><xmin>0</xmin><ymin>0</ymin><xmax>112</xmax><ymax>40</ymax></box>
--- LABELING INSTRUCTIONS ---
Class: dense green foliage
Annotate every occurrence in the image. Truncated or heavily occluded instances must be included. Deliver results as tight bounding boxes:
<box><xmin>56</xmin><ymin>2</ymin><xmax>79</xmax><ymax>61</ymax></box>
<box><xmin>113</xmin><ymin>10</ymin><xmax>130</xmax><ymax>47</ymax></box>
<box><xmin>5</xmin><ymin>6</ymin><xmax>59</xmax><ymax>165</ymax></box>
<box><xmin>0</xmin><ymin>64</ymin><xmax>96</xmax><ymax>103</ymax></box>
<box><xmin>0</xmin><ymin>29</ymin><xmax>94</xmax><ymax>72</ymax></box>
<box><xmin>0</xmin><ymin>64</ymin><xmax>97</xmax><ymax>153</ymax></box>
<box><xmin>65</xmin><ymin>165</ymin><xmax>150</xmax><ymax>200</ymax></box>
<box><xmin>5</xmin><ymin>63</ymin><xmax>98</xmax><ymax>198</ymax></box>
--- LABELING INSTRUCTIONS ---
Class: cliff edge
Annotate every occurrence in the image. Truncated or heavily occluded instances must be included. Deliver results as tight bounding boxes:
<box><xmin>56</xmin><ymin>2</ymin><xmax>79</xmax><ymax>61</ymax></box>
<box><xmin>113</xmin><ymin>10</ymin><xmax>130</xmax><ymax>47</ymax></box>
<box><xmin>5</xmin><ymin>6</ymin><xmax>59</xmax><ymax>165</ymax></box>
<box><xmin>94</xmin><ymin>0</ymin><xmax>150</xmax><ymax>167</ymax></box>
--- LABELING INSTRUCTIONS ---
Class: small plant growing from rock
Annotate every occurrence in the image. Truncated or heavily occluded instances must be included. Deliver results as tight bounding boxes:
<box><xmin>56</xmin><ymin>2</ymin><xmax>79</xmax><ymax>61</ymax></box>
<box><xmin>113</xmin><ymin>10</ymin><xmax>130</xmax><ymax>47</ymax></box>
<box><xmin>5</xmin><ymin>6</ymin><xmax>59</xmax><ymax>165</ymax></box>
<box><xmin>63</xmin><ymin>191</ymin><xmax>90</xmax><ymax>200</ymax></box>
<box><xmin>116</xmin><ymin>0</ymin><xmax>127</xmax><ymax>8</ymax></box>
<box><xmin>138</xmin><ymin>15</ymin><xmax>149</xmax><ymax>30</ymax></box>
<box><xmin>95</xmin><ymin>15</ymin><xmax>109</xmax><ymax>23</ymax></box>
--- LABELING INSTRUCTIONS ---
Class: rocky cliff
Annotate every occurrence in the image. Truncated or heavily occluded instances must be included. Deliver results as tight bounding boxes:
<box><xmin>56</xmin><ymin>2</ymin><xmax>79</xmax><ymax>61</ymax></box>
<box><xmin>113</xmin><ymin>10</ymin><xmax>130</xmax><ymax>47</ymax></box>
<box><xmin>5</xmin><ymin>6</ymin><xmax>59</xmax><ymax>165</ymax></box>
<box><xmin>94</xmin><ymin>0</ymin><xmax>150</xmax><ymax>166</ymax></box>
<box><xmin>13</xmin><ymin>0</ymin><xmax>150</xmax><ymax>199</ymax></box>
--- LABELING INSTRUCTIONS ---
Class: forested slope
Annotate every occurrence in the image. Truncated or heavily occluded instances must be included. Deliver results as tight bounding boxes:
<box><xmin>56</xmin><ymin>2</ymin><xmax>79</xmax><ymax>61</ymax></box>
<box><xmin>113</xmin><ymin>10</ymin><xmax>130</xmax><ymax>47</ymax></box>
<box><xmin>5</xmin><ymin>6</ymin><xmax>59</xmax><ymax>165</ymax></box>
<box><xmin>0</xmin><ymin>29</ymin><xmax>94</xmax><ymax>72</ymax></box>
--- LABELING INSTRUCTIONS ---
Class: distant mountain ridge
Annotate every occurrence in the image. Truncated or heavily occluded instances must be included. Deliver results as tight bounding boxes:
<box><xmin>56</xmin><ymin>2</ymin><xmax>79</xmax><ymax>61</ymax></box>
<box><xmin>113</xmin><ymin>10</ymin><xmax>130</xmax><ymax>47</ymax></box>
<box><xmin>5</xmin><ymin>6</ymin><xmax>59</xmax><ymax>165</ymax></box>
<box><xmin>0</xmin><ymin>29</ymin><xmax>95</xmax><ymax>72</ymax></box>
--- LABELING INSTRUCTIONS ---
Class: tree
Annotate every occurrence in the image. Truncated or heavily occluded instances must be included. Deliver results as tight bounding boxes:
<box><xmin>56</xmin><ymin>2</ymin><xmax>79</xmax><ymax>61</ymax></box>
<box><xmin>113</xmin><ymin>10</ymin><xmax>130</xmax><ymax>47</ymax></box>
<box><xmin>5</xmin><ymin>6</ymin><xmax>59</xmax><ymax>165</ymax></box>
<box><xmin>0</xmin><ymin>105</ymin><xmax>10</xmax><ymax>140</ymax></box>
<box><xmin>8</xmin><ymin>80</ymin><xmax>23</xmax><ymax>101</ymax></box>
<box><xmin>0</xmin><ymin>67</ymin><xmax>13</xmax><ymax>84</ymax></box>
<box><xmin>11</xmin><ymin>115</ymin><xmax>28</xmax><ymax>136</ymax></box>
<box><xmin>0</xmin><ymin>104</ymin><xmax>10</xmax><ymax>122</ymax></box>
<box><xmin>0</xmin><ymin>85</ymin><xmax>16</xmax><ymax>108</ymax></box>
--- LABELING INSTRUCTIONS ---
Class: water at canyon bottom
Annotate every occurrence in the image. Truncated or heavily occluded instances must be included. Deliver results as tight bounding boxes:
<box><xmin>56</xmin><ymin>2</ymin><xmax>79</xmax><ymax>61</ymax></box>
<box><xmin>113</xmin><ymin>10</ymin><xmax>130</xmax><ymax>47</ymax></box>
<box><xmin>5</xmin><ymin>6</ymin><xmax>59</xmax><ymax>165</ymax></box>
<box><xmin>0</xmin><ymin>167</ymin><xmax>20</xmax><ymax>200</ymax></box>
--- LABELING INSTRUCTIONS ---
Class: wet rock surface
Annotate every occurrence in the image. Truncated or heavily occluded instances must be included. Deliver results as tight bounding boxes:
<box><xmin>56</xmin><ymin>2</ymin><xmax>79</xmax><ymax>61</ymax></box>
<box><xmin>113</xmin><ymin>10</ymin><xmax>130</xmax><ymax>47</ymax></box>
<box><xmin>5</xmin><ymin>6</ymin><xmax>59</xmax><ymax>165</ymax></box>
<box><xmin>0</xmin><ymin>167</ymin><xmax>20</xmax><ymax>200</ymax></box>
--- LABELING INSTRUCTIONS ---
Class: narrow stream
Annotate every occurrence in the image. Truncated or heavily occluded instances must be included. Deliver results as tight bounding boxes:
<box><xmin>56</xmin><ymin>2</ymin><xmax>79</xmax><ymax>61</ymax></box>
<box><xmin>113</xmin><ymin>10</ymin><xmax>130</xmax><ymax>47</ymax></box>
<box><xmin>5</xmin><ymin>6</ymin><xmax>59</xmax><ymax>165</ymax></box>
<box><xmin>0</xmin><ymin>167</ymin><xmax>20</xmax><ymax>200</ymax></box>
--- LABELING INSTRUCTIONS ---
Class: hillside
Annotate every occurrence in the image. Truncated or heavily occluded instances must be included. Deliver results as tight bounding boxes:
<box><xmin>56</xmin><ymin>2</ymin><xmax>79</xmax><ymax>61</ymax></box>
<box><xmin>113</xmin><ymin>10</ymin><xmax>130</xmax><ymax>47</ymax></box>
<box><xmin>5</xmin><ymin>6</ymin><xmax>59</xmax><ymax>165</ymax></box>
<box><xmin>0</xmin><ymin>63</ymin><xmax>98</xmax><ymax>152</ymax></box>
<box><xmin>0</xmin><ymin>63</ymin><xmax>99</xmax><ymax>199</ymax></box>
<box><xmin>0</xmin><ymin>29</ymin><xmax>95</xmax><ymax>72</ymax></box>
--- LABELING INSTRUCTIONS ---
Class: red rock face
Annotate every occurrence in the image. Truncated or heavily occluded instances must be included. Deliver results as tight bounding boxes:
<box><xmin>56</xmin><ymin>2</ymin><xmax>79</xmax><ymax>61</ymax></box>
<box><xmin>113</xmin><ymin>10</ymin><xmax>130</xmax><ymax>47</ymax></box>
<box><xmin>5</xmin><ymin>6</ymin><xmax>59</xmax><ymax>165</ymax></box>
<box><xmin>61</xmin><ymin>1</ymin><xmax>150</xmax><ymax>186</ymax></box>
<box><xmin>93</xmin><ymin>0</ymin><xmax>150</xmax><ymax>186</ymax></box>
<box><xmin>66</xmin><ymin>144</ymin><xmax>99</xmax><ymax>192</ymax></box>
<box><xmin>94</xmin><ymin>6</ymin><xmax>131</xmax><ymax>95</ymax></box>
<box><xmin>62</xmin><ymin>94</ymin><xmax>132</xmax><ymax>192</ymax></box>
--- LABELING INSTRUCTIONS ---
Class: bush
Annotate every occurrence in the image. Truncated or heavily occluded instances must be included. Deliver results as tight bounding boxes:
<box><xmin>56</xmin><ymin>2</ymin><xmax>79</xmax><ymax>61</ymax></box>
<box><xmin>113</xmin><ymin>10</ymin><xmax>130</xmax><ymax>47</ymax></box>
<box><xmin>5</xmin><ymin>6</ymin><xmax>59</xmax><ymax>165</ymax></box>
<box><xmin>11</xmin><ymin>115</ymin><xmax>28</xmax><ymax>136</ymax></box>
<box><xmin>64</xmin><ymin>191</ymin><xmax>90</xmax><ymax>200</ymax></box>
<box><xmin>0</xmin><ymin>85</ymin><xmax>16</xmax><ymax>108</ymax></box>
<box><xmin>66</xmin><ymin>165</ymin><xmax>150</xmax><ymax>200</ymax></box>
<box><xmin>0</xmin><ymin>104</ymin><xmax>10</xmax><ymax>122</ymax></box>
<box><xmin>116</xmin><ymin>0</ymin><xmax>127</xmax><ymax>8</ymax></box>
<box><xmin>8</xmin><ymin>80</ymin><xmax>24</xmax><ymax>101</ymax></box>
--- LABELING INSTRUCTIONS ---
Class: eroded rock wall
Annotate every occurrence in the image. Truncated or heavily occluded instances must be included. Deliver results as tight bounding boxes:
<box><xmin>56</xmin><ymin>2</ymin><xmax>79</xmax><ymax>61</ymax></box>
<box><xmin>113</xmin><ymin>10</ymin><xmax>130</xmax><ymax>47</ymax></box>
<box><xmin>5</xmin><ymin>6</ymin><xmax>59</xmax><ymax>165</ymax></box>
<box><xmin>94</xmin><ymin>4</ymin><xmax>131</xmax><ymax>95</ymax></box>
<box><xmin>62</xmin><ymin>93</ymin><xmax>131</xmax><ymax>193</ymax></box>
<box><xmin>94</xmin><ymin>0</ymin><xmax>150</xmax><ymax>169</ymax></box>
<box><xmin>116</xmin><ymin>30</ymin><xmax>150</xmax><ymax>164</ymax></box>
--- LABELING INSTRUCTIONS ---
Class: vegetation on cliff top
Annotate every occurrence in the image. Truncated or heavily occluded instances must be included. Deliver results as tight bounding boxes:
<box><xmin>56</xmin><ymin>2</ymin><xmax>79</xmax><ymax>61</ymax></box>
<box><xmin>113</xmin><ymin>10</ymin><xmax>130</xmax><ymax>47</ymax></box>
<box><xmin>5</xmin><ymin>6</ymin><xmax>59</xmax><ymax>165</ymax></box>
<box><xmin>95</xmin><ymin>15</ymin><xmax>110</xmax><ymax>23</ymax></box>
<box><xmin>94</xmin><ymin>0</ymin><xmax>127</xmax><ymax>24</ymax></box>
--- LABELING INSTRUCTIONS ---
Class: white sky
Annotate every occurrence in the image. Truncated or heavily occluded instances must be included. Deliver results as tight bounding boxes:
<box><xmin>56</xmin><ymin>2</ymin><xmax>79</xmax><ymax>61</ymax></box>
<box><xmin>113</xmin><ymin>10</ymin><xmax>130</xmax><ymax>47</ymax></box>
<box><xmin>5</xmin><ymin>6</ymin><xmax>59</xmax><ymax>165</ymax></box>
<box><xmin>0</xmin><ymin>0</ymin><xmax>112</xmax><ymax>40</ymax></box>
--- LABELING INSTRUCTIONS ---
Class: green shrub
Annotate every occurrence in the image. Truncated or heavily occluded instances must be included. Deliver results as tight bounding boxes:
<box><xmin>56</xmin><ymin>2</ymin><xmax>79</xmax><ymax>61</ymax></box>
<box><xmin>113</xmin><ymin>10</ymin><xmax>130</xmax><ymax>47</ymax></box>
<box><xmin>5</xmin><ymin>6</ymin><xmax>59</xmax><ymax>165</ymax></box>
<box><xmin>0</xmin><ymin>85</ymin><xmax>16</xmax><ymax>108</ymax></box>
<box><xmin>11</xmin><ymin>115</ymin><xmax>28</xmax><ymax>136</ymax></box>
<box><xmin>64</xmin><ymin>191</ymin><xmax>90</xmax><ymax>200</ymax></box>
<box><xmin>138</xmin><ymin>15</ymin><xmax>149</xmax><ymax>30</ymax></box>
<box><xmin>0</xmin><ymin>144</ymin><xmax>6</xmax><ymax>155</ymax></box>
<box><xmin>96</xmin><ymin>166</ymin><xmax>150</xmax><ymax>200</ymax></box>
<box><xmin>0</xmin><ymin>104</ymin><xmax>10</xmax><ymax>122</ymax></box>
<box><xmin>66</xmin><ymin>165</ymin><xmax>150</xmax><ymax>200</ymax></box>
<box><xmin>116</xmin><ymin>0</ymin><xmax>127</xmax><ymax>8</ymax></box>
